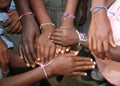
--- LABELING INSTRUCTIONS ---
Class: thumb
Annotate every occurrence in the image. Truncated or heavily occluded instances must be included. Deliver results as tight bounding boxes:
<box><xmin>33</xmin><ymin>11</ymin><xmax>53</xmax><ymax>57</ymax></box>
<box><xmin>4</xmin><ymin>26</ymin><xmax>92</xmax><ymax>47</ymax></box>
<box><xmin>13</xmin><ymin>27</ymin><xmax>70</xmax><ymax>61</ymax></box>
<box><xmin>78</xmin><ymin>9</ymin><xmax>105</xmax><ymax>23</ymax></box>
<box><xmin>109</xmin><ymin>34</ymin><xmax>116</xmax><ymax>48</ymax></box>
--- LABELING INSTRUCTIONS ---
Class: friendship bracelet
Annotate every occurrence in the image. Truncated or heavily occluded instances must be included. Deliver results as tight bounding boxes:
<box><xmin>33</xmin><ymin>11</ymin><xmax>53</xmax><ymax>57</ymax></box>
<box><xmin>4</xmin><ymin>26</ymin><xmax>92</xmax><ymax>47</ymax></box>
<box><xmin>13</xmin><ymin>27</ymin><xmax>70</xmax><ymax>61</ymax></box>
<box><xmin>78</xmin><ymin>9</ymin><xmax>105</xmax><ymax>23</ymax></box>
<box><xmin>62</xmin><ymin>13</ymin><xmax>75</xmax><ymax>19</ymax></box>
<box><xmin>40</xmin><ymin>23</ymin><xmax>55</xmax><ymax>30</ymax></box>
<box><xmin>37</xmin><ymin>60</ymin><xmax>53</xmax><ymax>78</ymax></box>
<box><xmin>90</xmin><ymin>6</ymin><xmax>115</xmax><ymax>15</ymax></box>
<box><xmin>76</xmin><ymin>30</ymin><xmax>87</xmax><ymax>42</ymax></box>
<box><xmin>19</xmin><ymin>12</ymin><xmax>34</xmax><ymax>20</ymax></box>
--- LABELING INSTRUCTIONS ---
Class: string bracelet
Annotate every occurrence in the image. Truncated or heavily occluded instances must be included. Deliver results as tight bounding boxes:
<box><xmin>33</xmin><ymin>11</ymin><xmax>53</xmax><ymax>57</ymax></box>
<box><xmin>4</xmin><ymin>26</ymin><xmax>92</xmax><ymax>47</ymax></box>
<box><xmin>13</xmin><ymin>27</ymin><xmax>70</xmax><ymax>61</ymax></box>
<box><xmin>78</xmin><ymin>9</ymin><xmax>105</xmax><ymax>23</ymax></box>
<box><xmin>76</xmin><ymin>30</ymin><xmax>87</xmax><ymax>44</ymax></box>
<box><xmin>90</xmin><ymin>6</ymin><xmax>115</xmax><ymax>15</ymax></box>
<box><xmin>40</xmin><ymin>23</ymin><xmax>55</xmax><ymax>30</ymax></box>
<box><xmin>37</xmin><ymin>60</ymin><xmax>53</xmax><ymax>78</ymax></box>
<box><xmin>19</xmin><ymin>12</ymin><xmax>34</xmax><ymax>20</ymax></box>
<box><xmin>62</xmin><ymin>13</ymin><xmax>75</xmax><ymax>20</ymax></box>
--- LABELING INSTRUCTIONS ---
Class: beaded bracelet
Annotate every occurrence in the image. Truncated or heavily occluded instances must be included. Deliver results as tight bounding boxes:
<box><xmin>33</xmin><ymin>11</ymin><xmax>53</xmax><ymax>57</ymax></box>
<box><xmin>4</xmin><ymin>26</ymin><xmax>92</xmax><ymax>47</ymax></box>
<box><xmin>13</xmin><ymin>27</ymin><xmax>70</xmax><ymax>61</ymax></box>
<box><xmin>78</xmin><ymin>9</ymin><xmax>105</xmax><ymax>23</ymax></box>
<box><xmin>19</xmin><ymin>12</ymin><xmax>34</xmax><ymax>20</ymax></box>
<box><xmin>37</xmin><ymin>60</ymin><xmax>53</xmax><ymax>78</ymax></box>
<box><xmin>90</xmin><ymin>6</ymin><xmax>115</xmax><ymax>15</ymax></box>
<box><xmin>62</xmin><ymin>13</ymin><xmax>75</xmax><ymax>19</ymax></box>
<box><xmin>40</xmin><ymin>23</ymin><xmax>55</xmax><ymax>30</ymax></box>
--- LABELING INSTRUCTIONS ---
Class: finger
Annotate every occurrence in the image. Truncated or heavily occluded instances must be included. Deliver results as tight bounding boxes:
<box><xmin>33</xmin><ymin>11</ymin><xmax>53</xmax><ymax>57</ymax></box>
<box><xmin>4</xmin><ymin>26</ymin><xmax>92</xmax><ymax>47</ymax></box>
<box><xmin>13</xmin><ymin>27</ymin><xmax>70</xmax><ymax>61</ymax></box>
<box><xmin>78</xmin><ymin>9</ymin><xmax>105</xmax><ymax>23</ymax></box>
<box><xmin>49</xmin><ymin>44</ymin><xmax>56</xmax><ymax>60</ymax></box>
<box><xmin>61</xmin><ymin>46</ymin><xmax>66</xmax><ymax>54</ymax></box>
<box><xmin>20</xmin><ymin>44</ymin><xmax>30</xmax><ymax>67</ymax></box>
<box><xmin>51</xmin><ymin>31</ymin><xmax>62</xmax><ymax>37</ymax></box>
<box><xmin>44</xmin><ymin>45</ymin><xmax>50</xmax><ymax>63</ymax></box>
<box><xmin>16</xmin><ymin>24</ymin><xmax>22</xmax><ymax>33</ymax></box>
<box><xmin>74</xmin><ymin>57</ymin><xmax>93</xmax><ymax>61</ymax></box>
<box><xmin>36</xmin><ymin>44</ymin><xmax>41</xmax><ymax>61</ymax></box>
<box><xmin>19</xmin><ymin>44</ymin><xmax>23</xmax><ymax>59</ymax></box>
<box><xmin>53</xmin><ymin>40</ymin><xmax>63</xmax><ymax>45</ymax></box>
<box><xmin>1</xmin><ymin>64</ymin><xmax>7</xmax><ymax>74</ymax></box>
<box><xmin>109</xmin><ymin>33</ymin><xmax>116</xmax><ymax>47</ymax></box>
<box><xmin>7</xmin><ymin>21</ymin><xmax>17</xmax><ymax>33</ymax></box>
<box><xmin>65</xmin><ymin>47</ymin><xmax>71</xmax><ymax>52</ymax></box>
<box><xmin>3</xmin><ymin>18</ymin><xmax>12</xmax><ymax>26</ymax></box>
<box><xmin>103</xmin><ymin>41</ymin><xmax>111</xmax><ymax>59</ymax></box>
<box><xmin>71</xmin><ymin>72</ymin><xmax>87</xmax><ymax>76</ymax></box>
<box><xmin>40</xmin><ymin>45</ymin><xmax>44</xmax><ymax>63</ymax></box>
<box><xmin>75</xmin><ymin>65</ymin><xmax>95</xmax><ymax>71</ymax></box>
<box><xmin>75</xmin><ymin>61</ymin><xmax>96</xmax><ymax>66</ymax></box>
<box><xmin>50</xmin><ymin>36</ymin><xmax>61</xmax><ymax>42</ymax></box>
<box><xmin>97</xmin><ymin>40</ymin><xmax>103</xmax><ymax>59</ymax></box>
<box><xmin>88</xmin><ymin>35</ymin><xmax>93</xmax><ymax>51</ymax></box>
<box><xmin>8</xmin><ymin>22</ymin><xmax>19</xmax><ymax>33</ymax></box>
<box><xmin>56</xmin><ymin>45</ymin><xmax>62</xmax><ymax>54</ymax></box>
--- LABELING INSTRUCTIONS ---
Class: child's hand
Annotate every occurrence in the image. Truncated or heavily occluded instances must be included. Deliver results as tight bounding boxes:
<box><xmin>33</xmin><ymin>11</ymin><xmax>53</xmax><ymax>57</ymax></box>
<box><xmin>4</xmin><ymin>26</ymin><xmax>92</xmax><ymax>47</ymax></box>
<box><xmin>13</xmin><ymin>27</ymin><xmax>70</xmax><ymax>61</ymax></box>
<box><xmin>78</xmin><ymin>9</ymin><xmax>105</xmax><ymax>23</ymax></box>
<box><xmin>50</xmin><ymin>27</ymin><xmax>79</xmax><ymax>46</ymax></box>
<box><xmin>49</xmin><ymin>52</ymin><xmax>96</xmax><ymax>76</ymax></box>
<box><xmin>4</xmin><ymin>10</ymin><xmax>22</xmax><ymax>34</ymax></box>
<box><xmin>0</xmin><ymin>38</ymin><xmax>10</xmax><ymax>74</ymax></box>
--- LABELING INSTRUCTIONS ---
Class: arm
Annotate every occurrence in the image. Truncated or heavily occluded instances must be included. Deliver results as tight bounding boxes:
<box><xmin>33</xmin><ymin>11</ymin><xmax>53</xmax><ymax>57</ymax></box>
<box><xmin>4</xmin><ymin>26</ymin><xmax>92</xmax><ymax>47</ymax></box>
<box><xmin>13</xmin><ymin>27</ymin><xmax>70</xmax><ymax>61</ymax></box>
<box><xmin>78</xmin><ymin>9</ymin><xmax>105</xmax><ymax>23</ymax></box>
<box><xmin>88</xmin><ymin>0</ymin><xmax>116</xmax><ymax>59</ymax></box>
<box><xmin>0</xmin><ymin>52</ymin><xmax>95</xmax><ymax>86</ymax></box>
<box><xmin>30</xmin><ymin>0</ymin><xmax>56</xmax><ymax>63</ymax></box>
<box><xmin>14</xmin><ymin>0</ymin><xmax>40</xmax><ymax>67</ymax></box>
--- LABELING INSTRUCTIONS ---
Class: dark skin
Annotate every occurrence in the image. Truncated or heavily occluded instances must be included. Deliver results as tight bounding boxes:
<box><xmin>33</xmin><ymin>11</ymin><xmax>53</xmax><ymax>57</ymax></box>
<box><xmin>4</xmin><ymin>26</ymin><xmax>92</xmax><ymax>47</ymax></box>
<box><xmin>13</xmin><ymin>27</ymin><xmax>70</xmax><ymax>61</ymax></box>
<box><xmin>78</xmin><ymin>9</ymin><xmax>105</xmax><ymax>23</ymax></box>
<box><xmin>0</xmin><ymin>0</ymin><xmax>22</xmax><ymax>34</ymax></box>
<box><xmin>88</xmin><ymin>0</ymin><xmax>116</xmax><ymax>60</ymax></box>
<box><xmin>30</xmin><ymin>0</ymin><xmax>79</xmax><ymax>63</ymax></box>
<box><xmin>50</xmin><ymin>26</ymin><xmax>120</xmax><ymax>62</ymax></box>
<box><xmin>0</xmin><ymin>38</ymin><xmax>10</xmax><ymax>74</ymax></box>
<box><xmin>14</xmin><ymin>0</ymin><xmax>40</xmax><ymax>67</ymax></box>
<box><xmin>0</xmin><ymin>49</ymin><xmax>96</xmax><ymax>86</ymax></box>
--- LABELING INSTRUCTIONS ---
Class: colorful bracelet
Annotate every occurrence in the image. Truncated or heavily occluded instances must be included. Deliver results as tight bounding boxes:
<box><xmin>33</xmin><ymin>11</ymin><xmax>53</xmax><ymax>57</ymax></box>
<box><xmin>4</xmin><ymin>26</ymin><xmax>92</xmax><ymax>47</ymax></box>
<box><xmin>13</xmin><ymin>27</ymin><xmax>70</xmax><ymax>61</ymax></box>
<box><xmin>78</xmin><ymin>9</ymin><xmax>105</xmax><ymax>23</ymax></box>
<box><xmin>37</xmin><ymin>60</ymin><xmax>53</xmax><ymax>78</ymax></box>
<box><xmin>76</xmin><ymin>30</ymin><xmax>87</xmax><ymax>42</ymax></box>
<box><xmin>62</xmin><ymin>13</ymin><xmax>75</xmax><ymax>19</ymax></box>
<box><xmin>90</xmin><ymin>6</ymin><xmax>115</xmax><ymax>15</ymax></box>
<box><xmin>40</xmin><ymin>23</ymin><xmax>55</xmax><ymax>30</ymax></box>
<box><xmin>19</xmin><ymin>12</ymin><xmax>34</xmax><ymax>20</ymax></box>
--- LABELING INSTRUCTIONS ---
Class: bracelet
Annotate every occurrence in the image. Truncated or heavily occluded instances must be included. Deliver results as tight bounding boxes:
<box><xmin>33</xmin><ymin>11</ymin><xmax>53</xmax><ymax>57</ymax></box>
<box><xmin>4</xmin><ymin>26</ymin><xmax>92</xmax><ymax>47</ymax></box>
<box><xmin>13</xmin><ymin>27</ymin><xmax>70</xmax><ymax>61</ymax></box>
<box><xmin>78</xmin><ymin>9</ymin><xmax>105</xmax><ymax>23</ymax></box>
<box><xmin>76</xmin><ymin>30</ymin><xmax>87</xmax><ymax>42</ymax></box>
<box><xmin>62</xmin><ymin>13</ymin><xmax>75</xmax><ymax>19</ymax></box>
<box><xmin>90</xmin><ymin>6</ymin><xmax>115</xmax><ymax>15</ymax></box>
<box><xmin>37</xmin><ymin>60</ymin><xmax>53</xmax><ymax>78</ymax></box>
<box><xmin>40</xmin><ymin>23</ymin><xmax>55</xmax><ymax>30</ymax></box>
<box><xmin>19</xmin><ymin>12</ymin><xmax>34</xmax><ymax>20</ymax></box>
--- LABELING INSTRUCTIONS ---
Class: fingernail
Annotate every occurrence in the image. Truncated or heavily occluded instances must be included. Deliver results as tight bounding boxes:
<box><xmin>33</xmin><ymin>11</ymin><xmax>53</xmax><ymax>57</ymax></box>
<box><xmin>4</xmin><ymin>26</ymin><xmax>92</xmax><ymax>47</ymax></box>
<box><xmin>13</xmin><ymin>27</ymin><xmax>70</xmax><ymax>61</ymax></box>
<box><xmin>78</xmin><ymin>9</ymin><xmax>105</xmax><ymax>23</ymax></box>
<box><xmin>84</xmin><ymin>73</ymin><xmax>87</xmax><ymax>76</ymax></box>
<box><xmin>92</xmin><ymin>65</ymin><xmax>95</xmax><ymax>69</ymax></box>
<box><xmin>31</xmin><ymin>64</ymin><xmax>35</xmax><ymax>68</ymax></box>
<box><xmin>93</xmin><ymin>62</ymin><xmax>96</xmax><ymax>65</ymax></box>
<box><xmin>74</xmin><ymin>51</ymin><xmax>79</xmax><ymax>55</ymax></box>
<box><xmin>37</xmin><ymin>58</ymin><xmax>40</xmax><ymax>61</ymax></box>
<box><xmin>20</xmin><ymin>56</ymin><xmax>23</xmax><ymax>59</ymax></box>
<box><xmin>26</xmin><ymin>63</ymin><xmax>30</xmax><ymax>67</ymax></box>
<box><xmin>66</xmin><ymin>48</ymin><xmax>70</xmax><ymax>52</ymax></box>
<box><xmin>61</xmin><ymin>50</ymin><xmax>65</xmax><ymax>54</ymax></box>
<box><xmin>90</xmin><ymin>59</ymin><xmax>93</xmax><ymax>62</ymax></box>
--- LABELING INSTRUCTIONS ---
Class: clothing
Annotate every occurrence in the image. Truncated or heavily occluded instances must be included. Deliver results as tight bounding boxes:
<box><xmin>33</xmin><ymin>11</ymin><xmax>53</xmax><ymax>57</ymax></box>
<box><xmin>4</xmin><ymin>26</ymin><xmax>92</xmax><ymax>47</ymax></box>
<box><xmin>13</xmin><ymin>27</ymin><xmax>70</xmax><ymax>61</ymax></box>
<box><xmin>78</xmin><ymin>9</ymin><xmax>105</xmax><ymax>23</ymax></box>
<box><xmin>95</xmin><ymin>0</ymin><xmax>120</xmax><ymax>85</ymax></box>
<box><xmin>0</xmin><ymin>0</ymin><xmax>20</xmax><ymax>79</ymax></box>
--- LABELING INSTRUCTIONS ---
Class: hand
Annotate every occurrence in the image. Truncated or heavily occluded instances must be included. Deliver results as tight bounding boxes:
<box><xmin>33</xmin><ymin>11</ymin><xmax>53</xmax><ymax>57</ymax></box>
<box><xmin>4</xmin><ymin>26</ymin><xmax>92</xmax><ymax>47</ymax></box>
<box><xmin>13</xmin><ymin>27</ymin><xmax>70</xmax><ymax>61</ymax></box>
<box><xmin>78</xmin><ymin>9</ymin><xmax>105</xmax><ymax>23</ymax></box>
<box><xmin>35</xmin><ymin>25</ymin><xmax>56</xmax><ymax>63</ymax></box>
<box><xmin>0</xmin><ymin>38</ymin><xmax>10</xmax><ymax>74</ymax></box>
<box><xmin>49</xmin><ymin>52</ymin><xmax>96</xmax><ymax>76</ymax></box>
<box><xmin>88</xmin><ymin>14</ymin><xmax>116</xmax><ymax>59</ymax></box>
<box><xmin>19</xmin><ymin>15</ymin><xmax>40</xmax><ymax>68</ymax></box>
<box><xmin>50</xmin><ymin>27</ymin><xmax>79</xmax><ymax>46</ymax></box>
<box><xmin>4</xmin><ymin>10</ymin><xmax>22</xmax><ymax>34</ymax></box>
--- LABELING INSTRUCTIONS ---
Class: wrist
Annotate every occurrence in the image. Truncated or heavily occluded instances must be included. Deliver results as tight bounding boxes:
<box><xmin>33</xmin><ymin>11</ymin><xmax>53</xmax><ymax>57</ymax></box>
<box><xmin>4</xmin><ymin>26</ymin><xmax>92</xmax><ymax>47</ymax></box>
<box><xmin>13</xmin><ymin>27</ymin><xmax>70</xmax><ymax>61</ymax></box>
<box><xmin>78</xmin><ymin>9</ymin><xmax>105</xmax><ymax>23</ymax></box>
<box><xmin>61</xmin><ymin>17</ymin><xmax>74</xmax><ymax>27</ymax></box>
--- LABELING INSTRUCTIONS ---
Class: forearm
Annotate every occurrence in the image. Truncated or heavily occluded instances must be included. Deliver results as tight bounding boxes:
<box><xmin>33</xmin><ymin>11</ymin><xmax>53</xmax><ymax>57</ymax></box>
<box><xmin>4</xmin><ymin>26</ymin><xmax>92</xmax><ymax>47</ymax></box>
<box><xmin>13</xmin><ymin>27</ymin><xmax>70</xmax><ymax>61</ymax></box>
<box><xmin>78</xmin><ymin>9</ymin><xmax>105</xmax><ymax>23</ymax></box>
<box><xmin>61</xmin><ymin>0</ymin><xmax>78</xmax><ymax>27</ymax></box>
<box><xmin>0</xmin><ymin>67</ymin><xmax>51</xmax><ymax>86</ymax></box>
<box><xmin>30</xmin><ymin>0</ymin><xmax>51</xmax><ymax>24</ymax></box>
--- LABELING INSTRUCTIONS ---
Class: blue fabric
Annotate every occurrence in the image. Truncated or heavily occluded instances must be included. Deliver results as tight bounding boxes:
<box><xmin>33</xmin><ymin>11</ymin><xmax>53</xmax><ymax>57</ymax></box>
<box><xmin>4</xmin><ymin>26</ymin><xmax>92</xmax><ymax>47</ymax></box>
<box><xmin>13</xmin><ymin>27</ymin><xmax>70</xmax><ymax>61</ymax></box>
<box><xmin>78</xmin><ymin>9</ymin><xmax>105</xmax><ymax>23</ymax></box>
<box><xmin>0</xmin><ymin>28</ymin><xmax>14</xmax><ymax>48</ymax></box>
